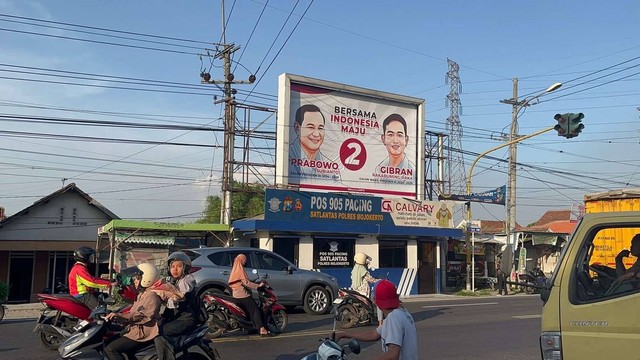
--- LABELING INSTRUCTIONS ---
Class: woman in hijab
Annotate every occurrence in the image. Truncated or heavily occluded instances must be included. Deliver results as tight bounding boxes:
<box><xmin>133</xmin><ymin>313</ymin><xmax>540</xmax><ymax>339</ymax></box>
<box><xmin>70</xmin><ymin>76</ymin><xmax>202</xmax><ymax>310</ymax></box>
<box><xmin>228</xmin><ymin>254</ymin><xmax>272</xmax><ymax>337</ymax></box>
<box><xmin>351</xmin><ymin>252</ymin><xmax>383</xmax><ymax>325</ymax></box>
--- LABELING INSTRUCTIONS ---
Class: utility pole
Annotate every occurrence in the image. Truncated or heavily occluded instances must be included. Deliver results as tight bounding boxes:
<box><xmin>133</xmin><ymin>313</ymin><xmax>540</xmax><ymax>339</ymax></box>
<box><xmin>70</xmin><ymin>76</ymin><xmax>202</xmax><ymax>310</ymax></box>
<box><xmin>200</xmin><ymin>1</ymin><xmax>256</xmax><ymax>226</ymax></box>
<box><xmin>507</xmin><ymin>78</ymin><xmax>518</xmax><ymax>261</ymax></box>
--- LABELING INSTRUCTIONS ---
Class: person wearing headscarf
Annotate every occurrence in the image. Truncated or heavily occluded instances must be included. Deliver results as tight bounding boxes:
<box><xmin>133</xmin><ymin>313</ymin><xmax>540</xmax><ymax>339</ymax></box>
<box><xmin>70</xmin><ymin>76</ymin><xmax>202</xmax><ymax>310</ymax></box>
<box><xmin>351</xmin><ymin>252</ymin><xmax>383</xmax><ymax>325</ymax></box>
<box><xmin>228</xmin><ymin>254</ymin><xmax>272</xmax><ymax>337</ymax></box>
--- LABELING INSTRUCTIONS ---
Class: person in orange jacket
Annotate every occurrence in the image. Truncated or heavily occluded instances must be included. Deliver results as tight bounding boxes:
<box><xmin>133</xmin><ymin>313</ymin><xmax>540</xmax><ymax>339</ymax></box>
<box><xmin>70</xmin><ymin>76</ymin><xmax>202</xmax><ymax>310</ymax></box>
<box><xmin>68</xmin><ymin>246</ymin><xmax>115</xmax><ymax>309</ymax></box>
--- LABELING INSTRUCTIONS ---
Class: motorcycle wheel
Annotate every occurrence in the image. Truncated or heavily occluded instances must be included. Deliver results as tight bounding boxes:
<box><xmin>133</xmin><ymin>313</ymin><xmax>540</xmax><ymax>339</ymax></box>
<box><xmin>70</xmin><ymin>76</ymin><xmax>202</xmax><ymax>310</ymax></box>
<box><xmin>205</xmin><ymin>310</ymin><xmax>227</xmax><ymax>339</ymax></box>
<box><xmin>39</xmin><ymin>320</ymin><xmax>64</xmax><ymax>350</ymax></box>
<box><xmin>337</xmin><ymin>304</ymin><xmax>358</xmax><ymax>329</ymax></box>
<box><xmin>266</xmin><ymin>309</ymin><xmax>288</xmax><ymax>334</ymax></box>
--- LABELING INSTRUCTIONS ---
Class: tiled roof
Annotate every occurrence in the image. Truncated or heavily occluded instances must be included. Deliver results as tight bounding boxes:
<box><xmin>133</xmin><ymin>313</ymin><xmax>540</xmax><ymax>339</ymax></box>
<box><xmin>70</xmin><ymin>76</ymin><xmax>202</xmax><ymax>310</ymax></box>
<box><xmin>533</xmin><ymin>210</ymin><xmax>571</xmax><ymax>227</ymax></box>
<box><xmin>526</xmin><ymin>220</ymin><xmax>577</xmax><ymax>234</ymax></box>
<box><xmin>478</xmin><ymin>220</ymin><xmax>524</xmax><ymax>234</ymax></box>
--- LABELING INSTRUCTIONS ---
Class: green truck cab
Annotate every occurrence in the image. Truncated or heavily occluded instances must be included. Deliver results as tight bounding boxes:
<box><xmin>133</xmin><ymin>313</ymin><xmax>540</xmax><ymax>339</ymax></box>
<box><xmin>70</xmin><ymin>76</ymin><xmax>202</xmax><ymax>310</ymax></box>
<box><xmin>540</xmin><ymin>211</ymin><xmax>640</xmax><ymax>359</ymax></box>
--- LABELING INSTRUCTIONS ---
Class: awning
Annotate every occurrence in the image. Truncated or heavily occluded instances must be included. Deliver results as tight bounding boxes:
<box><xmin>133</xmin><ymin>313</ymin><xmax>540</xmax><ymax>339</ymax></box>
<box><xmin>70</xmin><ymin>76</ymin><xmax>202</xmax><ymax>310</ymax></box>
<box><xmin>531</xmin><ymin>234</ymin><xmax>561</xmax><ymax>245</ymax></box>
<box><xmin>115</xmin><ymin>232</ymin><xmax>175</xmax><ymax>246</ymax></box>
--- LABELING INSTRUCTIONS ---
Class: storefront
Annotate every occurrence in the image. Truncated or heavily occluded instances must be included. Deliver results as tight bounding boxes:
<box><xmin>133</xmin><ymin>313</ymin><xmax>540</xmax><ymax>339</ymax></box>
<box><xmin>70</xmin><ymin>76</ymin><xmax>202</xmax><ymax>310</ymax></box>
<box><xmin>233</xmin><ymin>189</ymin><xmax>463</xmax><ymax>295</ymax></box>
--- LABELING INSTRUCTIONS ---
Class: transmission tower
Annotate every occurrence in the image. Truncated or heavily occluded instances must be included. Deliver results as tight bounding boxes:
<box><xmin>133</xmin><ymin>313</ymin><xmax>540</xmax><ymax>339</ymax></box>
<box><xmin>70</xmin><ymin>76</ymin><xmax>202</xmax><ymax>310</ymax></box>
<box><xmin>445</xmin><ymin>59</ymin><xmax>466</xmax><ymax>223</ymax></box>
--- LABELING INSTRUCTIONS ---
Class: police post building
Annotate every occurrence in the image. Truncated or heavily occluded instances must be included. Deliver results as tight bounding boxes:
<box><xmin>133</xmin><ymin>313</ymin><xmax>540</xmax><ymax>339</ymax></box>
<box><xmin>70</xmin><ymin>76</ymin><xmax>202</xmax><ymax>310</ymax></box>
<box><xmin>233</xmin><ymin>74</ymin><xmax>462</xmax><ymax>295</ymax></box>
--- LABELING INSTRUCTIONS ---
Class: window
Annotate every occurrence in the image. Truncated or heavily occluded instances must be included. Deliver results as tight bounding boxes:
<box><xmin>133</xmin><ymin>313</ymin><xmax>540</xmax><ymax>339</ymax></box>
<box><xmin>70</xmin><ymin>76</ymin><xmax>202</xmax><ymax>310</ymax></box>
<box><xmin>255</xmin><ymin>251</ymin><xmax>290</xmax><ymax>271</ymax></box>
<box><xmin>573</xmin><ymin>225</ymin><xmax>640</xmax><ymax>303</ymax></box>
<box><xmin>379</xmin><ymin>240</ymin><xmax>407</xmax><ymax>268</ymax></box>
<box><xmin>208</xmin><ymin>251</ymin><xmax>253</xmax><ymax>268</ymax></box>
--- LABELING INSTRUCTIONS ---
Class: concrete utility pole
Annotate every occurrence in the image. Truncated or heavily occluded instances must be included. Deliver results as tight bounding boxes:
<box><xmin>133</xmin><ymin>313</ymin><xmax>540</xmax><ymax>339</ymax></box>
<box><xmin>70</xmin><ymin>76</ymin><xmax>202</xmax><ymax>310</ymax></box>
<box><xmin>200</xmin><ymin>1</ymin><xmax>255</xmax><ymax>225</ymax></box>
<box><xmin>500</xmin><ymin>79</ymin><xmax>562</xmax><ymax>275</ymax></box>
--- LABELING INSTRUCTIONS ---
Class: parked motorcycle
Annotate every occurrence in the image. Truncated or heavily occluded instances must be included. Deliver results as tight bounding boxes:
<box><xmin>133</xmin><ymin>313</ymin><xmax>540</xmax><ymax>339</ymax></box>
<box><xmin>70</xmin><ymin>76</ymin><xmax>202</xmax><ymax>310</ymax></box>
<box><xmin>335</xmin><ymin>288</ymin><xmax>378</xmax><ymax>329</ymax></box>
<box><xmin>0</xmin><ymin>300</ymin><xmax>5</xmax><ymax>322</ymax></box>
<box><xmin>203</xmin><ymin>275</ymin><xmax>287</xmax><ymax>338</ymax></box>
<box><xmin>55</xmin><ymin>306</ymin><xmax>220</xmax><ymax>360</ymax></box>
<box><xmin>518</xmin><ymin>268</ymin><xmax>547</xmax><ymax>294</ymax></box>
<box><xmin>301</xmin><ymin>299</ymin><xmax>361</xmax><ymax>360</ymax></box>
<box><xmin>42</xmin><ymin>281</ymin><xmax>70</xmax><ymax>295</ymax></box>
<box><xmin>34</xmin><ymin>277</ymin><xmax>137</xmax><ymax>350</ymax></box>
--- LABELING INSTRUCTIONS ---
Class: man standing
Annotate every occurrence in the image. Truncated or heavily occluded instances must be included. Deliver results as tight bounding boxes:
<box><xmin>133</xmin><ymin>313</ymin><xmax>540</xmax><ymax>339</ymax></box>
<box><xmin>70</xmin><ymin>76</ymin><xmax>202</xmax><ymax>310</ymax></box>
<box><xmin>335</xmin><ymin>280</ymin><xmax>418</xmax><ymax>360</ymax></box>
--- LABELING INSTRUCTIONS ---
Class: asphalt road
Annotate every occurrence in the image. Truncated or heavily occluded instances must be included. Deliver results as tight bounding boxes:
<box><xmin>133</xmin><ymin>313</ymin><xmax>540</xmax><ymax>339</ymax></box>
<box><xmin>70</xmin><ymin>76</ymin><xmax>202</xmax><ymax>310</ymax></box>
<box><xmin>0</xmin><ymin>294</ymin><xmax>543</xmax><ymax>360</ymax></box>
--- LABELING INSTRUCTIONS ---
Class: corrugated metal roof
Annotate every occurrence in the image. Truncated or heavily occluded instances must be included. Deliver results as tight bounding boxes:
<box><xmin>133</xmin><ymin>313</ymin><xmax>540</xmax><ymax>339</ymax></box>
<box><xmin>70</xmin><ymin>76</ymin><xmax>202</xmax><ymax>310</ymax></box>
<box><xmin>115</xmin><ymin>232</ymin><xmax>175</xmax><ymax>245</ymax></box>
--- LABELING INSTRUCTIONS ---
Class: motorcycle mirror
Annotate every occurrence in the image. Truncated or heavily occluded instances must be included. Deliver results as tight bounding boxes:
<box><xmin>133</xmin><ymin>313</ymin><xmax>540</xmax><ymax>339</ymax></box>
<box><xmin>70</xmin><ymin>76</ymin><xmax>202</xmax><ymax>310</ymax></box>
<box><xmin>348</xmin><ymin>339</ymin><xmax>361</xmax><ymax>354</ymax></box>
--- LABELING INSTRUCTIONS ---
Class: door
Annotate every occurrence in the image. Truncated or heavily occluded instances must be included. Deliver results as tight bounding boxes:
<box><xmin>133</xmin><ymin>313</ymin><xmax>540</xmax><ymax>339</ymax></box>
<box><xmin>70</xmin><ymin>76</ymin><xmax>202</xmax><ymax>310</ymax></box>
<box><xmin>273</xmin><ymin>237</ymin><xmax>299</xmax><ymax>266</ymax></box>
<box><xmin>252</xmin><ymin>250</ymin><xmax>300</xmax><ymax>303</ymax></box>
<box><xmin>8</xmin><ymin>252</ymin><xmax>34</xmax><ymax>302</ymax></box>
<box><xmin>418</xmin><ymin>242</ymin><xmax>436</xmax><ymax>294</ymax></box>
<box><xmin>559</xmin><ymin>219</ymin><xmax>640</xmax><ymax>358</ymax></box>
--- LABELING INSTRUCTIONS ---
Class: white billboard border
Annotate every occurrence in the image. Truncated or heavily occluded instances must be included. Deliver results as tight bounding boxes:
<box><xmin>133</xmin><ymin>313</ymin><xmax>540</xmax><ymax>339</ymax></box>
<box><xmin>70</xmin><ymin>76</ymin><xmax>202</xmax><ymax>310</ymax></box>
<box><xmin>276</xmin><ymin>73</ymin><xmax>426</xmax><ymax>200</ymax></box>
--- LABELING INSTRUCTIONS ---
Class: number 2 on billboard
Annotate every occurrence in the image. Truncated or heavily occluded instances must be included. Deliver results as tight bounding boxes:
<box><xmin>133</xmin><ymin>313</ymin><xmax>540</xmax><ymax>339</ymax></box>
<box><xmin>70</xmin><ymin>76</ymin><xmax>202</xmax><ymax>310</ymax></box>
<box><xmin>340</xmin><ymin>138</ymin><xmax>367</xmax><ymax>171</ymax></box>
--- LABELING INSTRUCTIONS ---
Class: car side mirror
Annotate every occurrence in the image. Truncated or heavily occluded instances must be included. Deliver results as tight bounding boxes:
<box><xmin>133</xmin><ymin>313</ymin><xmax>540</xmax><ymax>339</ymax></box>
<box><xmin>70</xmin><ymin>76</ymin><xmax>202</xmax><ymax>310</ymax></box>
<box><xmin>286</xmin><ymin>265</ymin><xmax>293</xmax><ymax>274</ymax></box>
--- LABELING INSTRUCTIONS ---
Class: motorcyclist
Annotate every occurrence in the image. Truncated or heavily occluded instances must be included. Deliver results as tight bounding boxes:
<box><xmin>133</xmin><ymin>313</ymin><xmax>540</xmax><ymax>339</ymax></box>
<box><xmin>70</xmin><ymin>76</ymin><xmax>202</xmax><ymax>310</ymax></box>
<box><xmin>351</xmin><ymin>252</ymin><xmax>383</xmax><ymax>325</ymax></box>
<box><xmin>228</xmin><ymin>253</ymin><xmax>272</xmax><ymax>337</ymax></box>
<box><xmin>68</xmin><ymin>246</ymin><xmax>115</xmax><ymax>309</ymax></box>
<box><xmin>104</xmin><ymin>263</ymin><xmax>163</xmax><ymax>360</ymax></box>
<box><xmin>154</xmin><ymin>251</ymin><xmax>200</xmax><ymax>360</ymax></box>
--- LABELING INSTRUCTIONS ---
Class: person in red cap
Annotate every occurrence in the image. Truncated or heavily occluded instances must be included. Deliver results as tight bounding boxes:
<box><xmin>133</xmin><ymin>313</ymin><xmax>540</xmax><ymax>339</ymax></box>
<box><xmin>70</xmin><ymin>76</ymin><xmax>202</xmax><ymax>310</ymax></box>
<box><xmin>335</xmin><ymin>279</ymin><xmax>418</xmax><ymax>360</ymax></box>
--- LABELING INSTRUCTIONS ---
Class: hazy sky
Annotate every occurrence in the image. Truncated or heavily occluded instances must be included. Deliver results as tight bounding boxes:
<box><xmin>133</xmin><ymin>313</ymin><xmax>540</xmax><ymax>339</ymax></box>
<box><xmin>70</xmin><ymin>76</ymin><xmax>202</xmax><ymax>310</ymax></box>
<box><xmin>0</xmin><ymin>0</ymin><xmax>638</xmax><ymax>227</ymax></box>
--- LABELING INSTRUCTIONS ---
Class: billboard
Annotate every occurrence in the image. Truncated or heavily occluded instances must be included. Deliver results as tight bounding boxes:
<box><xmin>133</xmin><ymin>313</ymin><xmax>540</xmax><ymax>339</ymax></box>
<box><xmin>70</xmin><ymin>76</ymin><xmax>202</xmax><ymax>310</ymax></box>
<box><xmin>276</xmin><ymin>74</ymin><xmax>425</xmax><ymax>199</ymax></box>
<box><xmin>264</xmin><ymin>189</ymin><xmax>456</xmax><ymax>229</ymax></box>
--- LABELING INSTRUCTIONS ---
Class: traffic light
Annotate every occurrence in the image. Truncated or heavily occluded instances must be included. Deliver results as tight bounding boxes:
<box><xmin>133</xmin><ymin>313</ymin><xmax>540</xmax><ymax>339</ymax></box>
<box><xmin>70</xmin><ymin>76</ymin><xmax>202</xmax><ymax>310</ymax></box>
<box><xmin>554</xmin><ymin>113</ymin><xmax>584</xmax><ymax>138</ymax></box>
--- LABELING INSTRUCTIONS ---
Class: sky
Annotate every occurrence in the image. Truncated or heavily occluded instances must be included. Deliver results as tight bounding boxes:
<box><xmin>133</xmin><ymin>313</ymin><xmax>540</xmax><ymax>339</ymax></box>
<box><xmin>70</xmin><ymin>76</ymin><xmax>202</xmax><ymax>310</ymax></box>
<box><xmin>0</xmin><ymin>0</ymin><xmax>638</xmax><ymax>228</ymax></box>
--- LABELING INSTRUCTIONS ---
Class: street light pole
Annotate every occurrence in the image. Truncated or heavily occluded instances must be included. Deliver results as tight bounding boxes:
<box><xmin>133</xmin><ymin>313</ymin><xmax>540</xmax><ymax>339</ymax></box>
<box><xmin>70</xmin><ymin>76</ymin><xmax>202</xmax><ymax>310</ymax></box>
<box><xmin>465</xmin><ymin>126</ymin><xmax>556</xmax><ymax>289</ymax></box>
<box><xmin>500</xmin><ymin>80</ymin><xmax>562</xmax><ymax>278</ymax></box>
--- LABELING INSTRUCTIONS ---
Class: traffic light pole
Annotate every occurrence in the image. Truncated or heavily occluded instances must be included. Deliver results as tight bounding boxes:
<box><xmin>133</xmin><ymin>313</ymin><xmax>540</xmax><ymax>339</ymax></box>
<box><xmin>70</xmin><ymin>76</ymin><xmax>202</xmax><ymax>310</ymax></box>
<box><xmin>465</xmin><ymin>126</ymin><xmax>554</xmax><ymax>291</ymax></box>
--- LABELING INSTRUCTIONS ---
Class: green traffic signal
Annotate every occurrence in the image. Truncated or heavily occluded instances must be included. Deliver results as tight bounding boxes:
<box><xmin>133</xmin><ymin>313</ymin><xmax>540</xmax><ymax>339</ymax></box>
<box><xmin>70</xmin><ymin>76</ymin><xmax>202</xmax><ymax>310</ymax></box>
<box><xmin>554</xmin><ymin>113</ymin><xmax>584</xmax><ymax>139</ymax></box>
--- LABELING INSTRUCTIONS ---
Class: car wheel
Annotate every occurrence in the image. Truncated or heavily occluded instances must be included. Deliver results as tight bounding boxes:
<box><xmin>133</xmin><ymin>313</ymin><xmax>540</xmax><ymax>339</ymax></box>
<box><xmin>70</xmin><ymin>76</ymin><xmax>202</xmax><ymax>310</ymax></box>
<box><xmin>303</xmin><ymin>285</ymin><xmax>330</xmax><ymax>315</ymax></box>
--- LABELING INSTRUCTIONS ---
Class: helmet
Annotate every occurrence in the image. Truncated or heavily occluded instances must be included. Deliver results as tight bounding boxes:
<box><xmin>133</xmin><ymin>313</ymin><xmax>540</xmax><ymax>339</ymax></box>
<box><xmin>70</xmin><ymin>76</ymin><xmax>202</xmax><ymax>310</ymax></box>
<box><xmin>167</xmin><ymin>251</ymin><xmax>191</xmax><ymax>274</ymax></box>
<box><xmin>354</xmin><ymin>252</ymin><xmax>371</xmax><ymax>265</ymax></box>
<box><xmin>136</xmin><ymin>263</ymin><xmax>160</xmax><ymax>288</ymax></box>
<box><xmin>74</xmin><ymin>246</ymin><xmax>96</xmax><ymax>263</ymax></box>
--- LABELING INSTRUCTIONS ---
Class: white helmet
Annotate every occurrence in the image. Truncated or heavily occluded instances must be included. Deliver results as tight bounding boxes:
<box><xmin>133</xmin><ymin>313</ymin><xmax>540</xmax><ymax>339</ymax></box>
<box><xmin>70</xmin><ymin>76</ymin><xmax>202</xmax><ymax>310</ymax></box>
<box><xmin>136</xmin><ymin>263</ymin><xmax>160</xmax><ymax>288</ymax></box>
<box><xmin>354</xmin><ymin>252</ymin><xmax>371</xmax><ymax>265</ymax></box>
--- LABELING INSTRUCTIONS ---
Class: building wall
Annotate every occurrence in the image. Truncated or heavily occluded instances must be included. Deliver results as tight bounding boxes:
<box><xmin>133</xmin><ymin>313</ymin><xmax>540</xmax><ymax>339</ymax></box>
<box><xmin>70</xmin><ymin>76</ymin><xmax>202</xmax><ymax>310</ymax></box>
<box><xmin>0</xmin><ymin>192</ymin><xmax>112</xmax><ymax>242</ymax></box>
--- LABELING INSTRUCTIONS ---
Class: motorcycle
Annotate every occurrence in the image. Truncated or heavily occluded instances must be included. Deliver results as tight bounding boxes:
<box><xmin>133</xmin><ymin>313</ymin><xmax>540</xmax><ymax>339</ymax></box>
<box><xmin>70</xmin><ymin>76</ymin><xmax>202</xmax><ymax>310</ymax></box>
<box><xmin>34</xmin><ymin>276</ymin><xmax>137</xmax><ymax>350</ymax></box>
<box><xmin>43</xmin><ymin>281</ymin><xmax>70</xmax><ymax>295</ymax></box>
<box><xmin>203</xmin><ymin>274</ymin><xmax>287</xmax><ymax>338</ymax></box>
<box><xmin>301</xmin><ymin>299</ymin><xmax>361</xmax><ymax>360</ymax></box>
<box><xmin>518</xmin><ymin>268</ymin><xmax>547</xmax><ymax>294</ymax></box>
<box><xmin>0</xmin><ymin>300</ymin><xmax>5</xmax><ymax>323</ymax></box>
<box><xmin>335</xmin><ymin>288</ymin><xmax>378</xmax><ymax>329</ymax></box>
<box><xmin>56</xmin><ymin>306</ymin><xmax>220</xmax><ymax>360</ymax></box>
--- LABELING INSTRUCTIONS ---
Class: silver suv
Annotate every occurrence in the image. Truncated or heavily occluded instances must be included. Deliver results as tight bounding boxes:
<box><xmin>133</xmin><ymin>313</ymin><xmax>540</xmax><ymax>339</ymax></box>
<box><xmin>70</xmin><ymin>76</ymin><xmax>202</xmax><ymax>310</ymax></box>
<box><xmin>184</xmin><ymin>247</ymin><xmax>339</xmax><ymax>315</ymax></box>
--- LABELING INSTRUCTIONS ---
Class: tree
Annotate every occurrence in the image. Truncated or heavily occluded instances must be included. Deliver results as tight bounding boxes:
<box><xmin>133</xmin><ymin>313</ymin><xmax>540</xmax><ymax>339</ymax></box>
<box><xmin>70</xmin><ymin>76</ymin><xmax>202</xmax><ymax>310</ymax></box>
<box><xmin>198</xmin><ymin>182</ymin><xmax>266</xmax><ymax>223</ymax></box>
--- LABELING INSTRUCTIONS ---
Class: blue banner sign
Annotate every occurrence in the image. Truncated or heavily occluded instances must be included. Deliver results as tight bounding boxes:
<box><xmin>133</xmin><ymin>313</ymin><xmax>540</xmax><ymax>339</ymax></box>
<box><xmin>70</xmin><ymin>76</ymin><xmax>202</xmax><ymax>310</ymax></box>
<box><xmin>439</xmin><ymin>185</ymin><xmax>506</xmax><ymax>205</ymax></box>
<box><xmin>265</xmin><ymin>189</ymin><xmax>456</xmax><ymax>228</ymax></box>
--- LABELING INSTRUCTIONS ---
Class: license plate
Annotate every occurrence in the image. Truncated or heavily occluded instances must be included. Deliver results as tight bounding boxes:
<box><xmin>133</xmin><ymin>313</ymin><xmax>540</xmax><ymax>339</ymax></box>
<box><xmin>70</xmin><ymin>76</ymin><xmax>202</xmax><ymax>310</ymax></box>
<box><xmin>333</xmin><ymin>298</ymin><xmax>343</xmax><ymax>305</ymax></box>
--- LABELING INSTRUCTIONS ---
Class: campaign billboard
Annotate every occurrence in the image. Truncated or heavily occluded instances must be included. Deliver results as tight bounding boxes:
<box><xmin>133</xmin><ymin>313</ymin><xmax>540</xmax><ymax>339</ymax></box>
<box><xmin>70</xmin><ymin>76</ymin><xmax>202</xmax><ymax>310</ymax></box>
<box><xmin>276</xmin><ymin>74</ymin><xmax>425</xmax><ymax>199</ymax></box>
